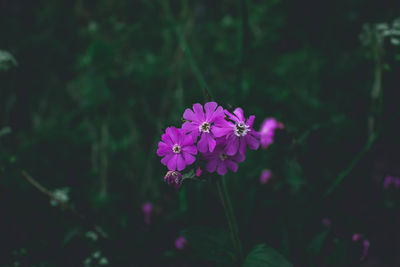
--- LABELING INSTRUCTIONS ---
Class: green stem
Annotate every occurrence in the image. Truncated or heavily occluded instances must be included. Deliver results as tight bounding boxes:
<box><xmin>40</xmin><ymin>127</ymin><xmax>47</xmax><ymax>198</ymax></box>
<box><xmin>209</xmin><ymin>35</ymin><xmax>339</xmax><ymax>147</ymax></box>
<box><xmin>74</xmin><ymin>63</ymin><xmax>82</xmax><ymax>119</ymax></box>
<box><xmin>324</xmin><ymin>132</ymin><xmax>378</xmax><ymax>196</ymax></box>
<box><xmin>216</xmin><ymin>176</ymin><xmax>244</xmax><ymax>263</ymax></box>
<box><xmin>161</xmin><ymin>0</ymin><xmax>214</xmax><ymax>101</ymax></box>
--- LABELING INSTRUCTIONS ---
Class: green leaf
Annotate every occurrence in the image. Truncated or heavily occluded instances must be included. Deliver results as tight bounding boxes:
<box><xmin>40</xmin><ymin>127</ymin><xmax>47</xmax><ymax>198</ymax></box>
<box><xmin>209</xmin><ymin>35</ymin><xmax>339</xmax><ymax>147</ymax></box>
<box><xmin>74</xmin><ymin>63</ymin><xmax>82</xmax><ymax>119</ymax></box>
<box><xmin>182</xmin><ymin>226</ymin><xmax>236</xmax><ymax>264</ymax></box>
<box><xmin>0</xmin><ymin>50</ymin><xmax>17</xmax><ymax>71</ymax></box>
<box><xmin>243</xmin><ymin>244</ymin><xmax>292</xmax><ymax>267</ymax></box>
<box><xmin>307</xmin><ymin>229</ymin><xmax>329</xmax><ymax>256</ymax></box>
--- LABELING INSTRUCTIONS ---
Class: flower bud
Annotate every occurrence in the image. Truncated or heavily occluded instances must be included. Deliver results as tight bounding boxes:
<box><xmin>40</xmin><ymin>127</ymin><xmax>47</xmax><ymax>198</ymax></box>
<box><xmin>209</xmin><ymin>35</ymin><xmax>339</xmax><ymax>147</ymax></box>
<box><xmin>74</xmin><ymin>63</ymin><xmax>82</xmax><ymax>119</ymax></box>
<box><xmin>164</xmin><ymin>171</ymin><xmax>183</xmax><ymax>189</ymax></box>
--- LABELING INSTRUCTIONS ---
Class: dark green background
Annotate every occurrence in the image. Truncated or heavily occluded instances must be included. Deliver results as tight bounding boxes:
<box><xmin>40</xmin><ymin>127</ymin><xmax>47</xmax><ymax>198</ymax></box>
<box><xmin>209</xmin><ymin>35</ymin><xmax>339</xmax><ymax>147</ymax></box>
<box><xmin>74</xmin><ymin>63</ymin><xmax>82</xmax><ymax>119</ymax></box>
<box><xmin>1</xmin><ymin>0</ymin><xmax>400</xmax><ymax>266</ymax></box>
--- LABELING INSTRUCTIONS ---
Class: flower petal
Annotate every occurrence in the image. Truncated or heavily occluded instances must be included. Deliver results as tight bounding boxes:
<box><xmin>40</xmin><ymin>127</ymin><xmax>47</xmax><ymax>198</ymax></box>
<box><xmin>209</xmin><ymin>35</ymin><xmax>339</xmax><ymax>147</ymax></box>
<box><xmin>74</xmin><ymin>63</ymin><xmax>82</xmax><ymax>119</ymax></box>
<box><xmin>166</xmin><ymin>127</ymin><xmax>179</xmax><ymax>144</ymax></box>
<box><xmin>239</xmin><ymin>138</ymin><xmax>247</xmax><ymax>155</ymax></box>
<box><xmin>193</xmin><ymin>103</ymin><xmax>205</xmax><ymax>121</ymax></box>
<box><xmin>204</xmin><ymin>102</ymin><xmax>217</xmax><ymax>120</ymax></box>
<box><xmin>197</xmin><ymin>133</ymin><xmax>208</xmax><ymax>153</ymax></box>
<box><xmin>176</xmin><ymin>155</ymin><xmax>186</xmax><ymax>171</ymax></box>
<box><xmin>226</xmin><ymin>160</ymin><xmax>238</xmax><ymax>172</ymax></box>
<box><xmin>183</xmin><ymin>108</ymin><xmax>196</xmax><ymax>122</ymax></box>
<box><xmin>217</xmin><ymin>163</ymin><xmax>227</xmax><ymax>175</ymax></box>
<box><xmin>225</xmin><ymin>135</ymin><xmax>239</xmax><ymax>156</ymax></box>
<box><xmin>233</xmin><ymin>152</ymin><xmax>245</xmax><ymax>162</ymax></box>
<box><xmin>209</xmin><ymin>106</ymin><xmax>224</xmax><ymax>122</ymax></box>
<box><xmin>182</xmin><ymin>134</ymin><xmax>194</xmax><ymax>146</ymax></box>
<box><xmin>212</xmin><ymin>125</ymin><xmax>232</xmax><ymax>138</ymax></box>
<box><xmin>182</xmin><ymin>144</ymin><xmax>197</xmax><ymax>155</ymax></box>
<box><xmin>182</xmin><ymin>152</ymin><xmax>196</xmax><ymax>165</ymax></box>
<box><xmin>206</xmin><ymin>159</ymin><xmax>218</xmax><ymax>173</ymax></box>
<box><xmin>246</xmin><ymin>115</ymin><xmax>255</xmax><ymax>127</ymax></box>
<box><xmin>161</xmin><ymin>133</ymin><xmax>173</xmax><ymax>146</ymax></box>
<box><xmin>206</xmin><ymin>134</ymin><xmax>216</xmax><ymax>152</ymax></box>
<box><xmin>233</xmin><ymin>108</ymin><xmax>245</xmax><ymax>121</ymax></box>
<box><xmin>182</xmin><ymin>121</ymin><xmax>198</xmax><ymax>133</ymax></box>
<box><xmin>157</xmin><ymin>141</ymin><xmax>170</xmax><ymax>156</ymax></box>
<box><xmin>161</xmin><ymin>153</ymin><xmax>173</xmax><ymax>166</ymax></box>
<box><xmin>246</xmin><ymin>134</ymin><xmax>260</xmax><ymax>150</ymax></box>
<box><xmin>167</xmin><ymin>154</ymin><xmax>178</xmax><ymax>170</ymax></box>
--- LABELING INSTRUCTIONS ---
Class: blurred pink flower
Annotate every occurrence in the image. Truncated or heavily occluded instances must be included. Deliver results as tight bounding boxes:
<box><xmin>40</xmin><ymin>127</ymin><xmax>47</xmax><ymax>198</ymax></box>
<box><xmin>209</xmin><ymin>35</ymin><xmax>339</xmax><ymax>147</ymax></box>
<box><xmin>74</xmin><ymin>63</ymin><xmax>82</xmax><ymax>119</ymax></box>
<box><xmin>259</xmin><ymin>118</ymin><xmax>284</xmax><ymax>149</ymax></box>
<box><xmin>195</xmin><ymin>167</ymin><xmax>202</xmax><ymax>177</ymax></box>
<box><xmin>352</xmin><ymin>233</ymin><xmax>370</xmax><ymax>260</ymax></box>
<box><xmin>175</xmin><ymin>236</ymin><xmax>187</xmax><ymax>250</ymax></box>
<box><xmin>383</xmin><ymin>175</ymin><xmax>400</xmax><ymax>189</ymax></box>
<box><xmin>142</xmin><ymin>202</ymin><xmax>152</xmax><ymax>224</ymax></box>
<box><xmin>321</xmin><ymin>218</ymin><xmax>331</xmax><ymax>228</ymax></box>
<box><xmin>260</xmin><ymin>169</ymin><xmax>272</xmax><ymax>184</ymax></box>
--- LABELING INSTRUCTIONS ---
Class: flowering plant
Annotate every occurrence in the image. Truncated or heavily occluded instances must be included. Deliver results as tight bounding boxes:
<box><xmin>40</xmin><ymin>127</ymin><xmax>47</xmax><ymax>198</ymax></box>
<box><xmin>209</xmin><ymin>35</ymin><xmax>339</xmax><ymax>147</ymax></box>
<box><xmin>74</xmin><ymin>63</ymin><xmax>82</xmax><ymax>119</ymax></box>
<box><xmin>156</xmin><ymin>102</ymin><xmax>283</xmax><ymax>188</ymax></box>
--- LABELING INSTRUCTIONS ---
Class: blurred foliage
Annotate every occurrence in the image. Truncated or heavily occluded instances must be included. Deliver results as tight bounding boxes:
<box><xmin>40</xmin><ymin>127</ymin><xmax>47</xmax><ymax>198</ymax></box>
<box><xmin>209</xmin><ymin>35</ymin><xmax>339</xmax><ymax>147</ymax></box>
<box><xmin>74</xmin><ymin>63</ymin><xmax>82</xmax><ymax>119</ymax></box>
<box><xmin>0</xmin><ymin>0</ymin><xmax>400</xmax><ymax>266</ymax></box>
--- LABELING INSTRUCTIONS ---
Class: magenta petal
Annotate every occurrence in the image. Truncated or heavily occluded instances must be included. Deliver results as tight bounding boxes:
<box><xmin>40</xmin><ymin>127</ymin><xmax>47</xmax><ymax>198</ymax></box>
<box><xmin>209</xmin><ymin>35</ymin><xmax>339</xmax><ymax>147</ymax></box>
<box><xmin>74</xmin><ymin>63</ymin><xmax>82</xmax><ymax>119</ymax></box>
<box><xmin>212</xmin><ymin>126</ymin><xmax>232</xmax><ymax>138</ymax></box>
<box><xmin>161</xmin><ymin>133</ymin><xmax>173</xmax><ymax>146</ymax></box>
<box><xmin>182</xmin><ymin>152</ymin><xmax>196</xmax><ymax>165</ymax></box>
<box><xmin>193</xmin><ymin>103</ymin><xmax>205</xmax><ymax>121</ymax></box>
<box><xmin>204</xmin><ymin>102</ymin><xmax>217</xmax><ymax>120</ymax></box>
<box><xmin>209</xmin><ymin>106</ymin><xmax>224</xmax><ymax>122</ymax></box>
<box><xmin>207</xmin><ymin>134</ymin><xmax>216</xmax><ymax>152</ymax></box>
<box><xmin>226</xmin><ymin>135</ymin><xmax>239</xmax><ymax>156</ymax></box>
<box><xmin>182</xmin><ymin>134</ymin><xmax>194</xmax><ymax>146</ymax></box>
<box><xmin>226</xmin><ymin>160</ymin><xmax>238</xmax><ymax>172</ymax></box>
<box><xmin>246</xmin><ymin>134</ymin><xmax>260</xmax><ymax>150</ymax></box>
<box><xmin>234</xmin><ymin>152</ymin><xmax>245</xmax><ymax>162</ymax></box>
<box><xmin>206</xmin><ymin>159</ymin><xmax>218</xmax><ymax>173</ymax></box>
<box><xmin>197</xmin><ymin>133</ymin><xmax>208</xmax><ymax>153</ymax></box>
<box><xmin>167</xmin><ymin>154</ymin><xmax>178</xmax><ymax>170</ymax></box>
<box><xmin>247</xmin><ymin>115</ymin><xmax>255</xmax><ymax>127</ymax></box>
<box><xmin>233</xmin><ymin>108</ymin><xmax>245</xmax><ymax>121</ymax></box>
<box><xmin>183</xmin><ymin>108</ymin><xmax>197</xmax><ymax>121</ymax></box>
<box><xmin>176</xmin><ymin>155</ymin><xmax>186</xmax><ymax>171</ymax></box>
<box><xmin>182</xmin><ymin>121</ymin><xmax>198</xmax><ymax>132</ymax></box>
<box><xmin>182</xmin><ymin>145</ymin><xmax>197</xmax><ymax>155</ymax></box>
<box><xmin>157</xmin><ymin>142</ymin><xmax>170</xmax><ymax>156</ymax></box>
<box><xmin>161</xmin><ymin>153</ymin><xmax>173</xmax><ymax>166</ymax></box>
<box><xmin>239</xmin><ymin>138</ymin><xmax>247</xmax><ymax>155</ymax></box>
<box><xmin>166</xmin><ymin>127</ymin><xmax>179</xmax><ymax>143</ymax></box>
<box><xmin>217</xmin><ymin>164</ymin><xmax>227</xmax><ymax>175</ymax></box>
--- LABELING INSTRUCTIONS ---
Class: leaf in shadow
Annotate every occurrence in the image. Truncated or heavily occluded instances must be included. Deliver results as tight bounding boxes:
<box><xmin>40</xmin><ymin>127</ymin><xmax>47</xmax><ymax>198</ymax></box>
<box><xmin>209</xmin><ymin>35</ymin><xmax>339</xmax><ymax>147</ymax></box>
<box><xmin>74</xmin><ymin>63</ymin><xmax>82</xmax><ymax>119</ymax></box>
<box><xmin>243</xmin><ymin>243</ymin><xmax>292</xmax><ymax>267</ymax></box>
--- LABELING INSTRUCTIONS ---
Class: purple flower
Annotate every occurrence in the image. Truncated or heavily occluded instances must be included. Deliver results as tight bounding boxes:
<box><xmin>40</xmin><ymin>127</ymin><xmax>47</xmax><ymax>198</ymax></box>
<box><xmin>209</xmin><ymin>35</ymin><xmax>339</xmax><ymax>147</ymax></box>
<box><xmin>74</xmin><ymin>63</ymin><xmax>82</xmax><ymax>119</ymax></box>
<box><xmin>182</xmin><ymin>102</ymin><xmax>224</xmax><ymax>153</ymax></box>
<box><xmin>213</xmin><ymin>108</ymin><xmax>260</xmax><ymax>156</ymax></box>
<box><xmin>352</xmin><ymin>234</ymin><xmax>369</xmax><ymax>260</ymax></box>
<box><xmin>202</xmin><ymin>143</ymin><xmax>245</xmax><ymax>175</ymax></box>
<box><xmin>195</xmin><ymin>167</ymin><xmax>202</xmax><ymax>177</ymax></box>
<box><xmin>260</xmin><ymin>169</ymin><xmax>272</xmax><ymax>184</ymax></box>
<box><xmin>352</xmin><ymin>233</ymin><xmax>362</xmax><ymax>241</ymax></box>
<box><xmin>142</xmin><ymin>202</ymin><xmax>152</xmax><ymax>224</ymax></box>
<box><xmin>394</xmin><ymin>177</ymin><xmax>400</xmax><ymax>188</ymax></box>
<box><xmin>157</xmin><ymin>127</ymin><xmax>197</xmax><ymax>171</ymax></box>
<box><xmin>259</xmin><ymin>118</ymin><xmax>284</xmax><ymax>149</ymax></box>
<box><xmin>174</xmin><ymin>236</ymin><xmax>188</xmax><ymax>250</ymax></box>
<box><xmin>383</xmin><ymin>175</ymin><xmax>394</xmax><ymax>189</ymax></box>
<box><xmin>164</xmin><ymin>171</ymin><xmax>182</xmax><ymax>189</ymax></box>
<box><xmin>361</xmin><ymin>239</ymin><xmax>370</xmax><ymax>260</ymax></box>
<box><xmin>321</xmin><ymin>218</ymin><xmax>331</xmax><ymax>228</ymax></box>
<box><xmin>383</xmin><ymin>175</ymin><xmax>400</xmax><ymax>189</ymax></box>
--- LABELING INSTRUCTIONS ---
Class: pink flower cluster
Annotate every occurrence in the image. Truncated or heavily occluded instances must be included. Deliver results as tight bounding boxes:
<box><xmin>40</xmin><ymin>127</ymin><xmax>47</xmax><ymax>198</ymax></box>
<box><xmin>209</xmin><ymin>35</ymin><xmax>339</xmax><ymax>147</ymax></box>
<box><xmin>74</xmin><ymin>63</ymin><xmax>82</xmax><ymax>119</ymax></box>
<box><xmin>383</xmin><ymin>175</ymin><xmax>400</xmax><ymax>189</ymax></box>
<box><xmin>157</xmin><ymin>102</ymin><xmax>283</xmax><ymax>186</ymax></box>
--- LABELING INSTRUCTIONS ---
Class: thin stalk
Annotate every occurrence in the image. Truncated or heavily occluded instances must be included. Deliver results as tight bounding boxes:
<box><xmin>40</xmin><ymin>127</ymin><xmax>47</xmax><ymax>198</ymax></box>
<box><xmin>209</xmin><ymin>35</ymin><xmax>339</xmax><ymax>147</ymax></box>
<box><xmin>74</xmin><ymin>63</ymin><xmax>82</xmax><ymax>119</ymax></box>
<box><xmin>324</xmin><ymin>132</ymin><xmax>378</xmax><ymax>196</ymax></box>
<box><xmin>216</xmin><ymin>176</ymin><xmax>244</xmax><ymax>263</ymax></box>
<box><xmin>161</xmin><ymin>0</ymin><xmax>214</xmax><ymax>101</ymax></box>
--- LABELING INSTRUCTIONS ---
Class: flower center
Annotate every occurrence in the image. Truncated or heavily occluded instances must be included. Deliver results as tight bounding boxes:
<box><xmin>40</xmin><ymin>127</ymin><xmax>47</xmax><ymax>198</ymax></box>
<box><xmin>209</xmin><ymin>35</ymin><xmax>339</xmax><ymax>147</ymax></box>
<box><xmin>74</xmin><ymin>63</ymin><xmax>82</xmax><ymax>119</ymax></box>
<box><xmin>219</xmin><ymin>153</ymin><xmax>228</xmax><ymax>161</ymax></box>
<box><xmin>234</xmin><ymin>122</ymin><xmax>250</xmax><ymax>137</ymax></box>
<box><xmin>199</xmin><ymin>122</ymin><xmax>211</xmax><ymax>133</ymax></box>
<box><xmin>172</xmin><ymin>144</ymin><xmax>181</xmax><ymax>153</ymax></box>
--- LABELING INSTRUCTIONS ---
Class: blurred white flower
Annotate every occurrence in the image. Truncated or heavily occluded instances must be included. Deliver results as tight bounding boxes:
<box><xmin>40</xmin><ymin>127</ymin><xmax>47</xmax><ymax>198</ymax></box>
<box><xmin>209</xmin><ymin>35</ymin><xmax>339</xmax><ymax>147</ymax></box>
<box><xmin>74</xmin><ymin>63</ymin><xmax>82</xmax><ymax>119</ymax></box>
<box><xmin>50</xmin><ymin>187</ymin><xmax>70</xmax><ymax>206</ymax></box>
